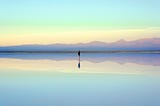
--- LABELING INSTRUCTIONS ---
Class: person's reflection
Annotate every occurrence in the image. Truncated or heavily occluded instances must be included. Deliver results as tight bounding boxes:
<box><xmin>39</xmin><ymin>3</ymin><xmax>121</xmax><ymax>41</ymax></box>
<box><xmin>78</xmin><ymin>62</ymin><xmax>80</xmax><ymax>69</ymax></box>
<box><xmin>78</xmin><ymin>50</ymin><xmax>81</xmax><ymax>69</ymax></box>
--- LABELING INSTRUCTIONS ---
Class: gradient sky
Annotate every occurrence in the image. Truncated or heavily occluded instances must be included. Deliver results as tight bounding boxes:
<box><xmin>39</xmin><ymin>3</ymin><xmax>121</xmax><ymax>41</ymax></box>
<box><xmin>0</xmin><ymin>0</ymin><xmax>160</xmax><ymax>46</ymax></box>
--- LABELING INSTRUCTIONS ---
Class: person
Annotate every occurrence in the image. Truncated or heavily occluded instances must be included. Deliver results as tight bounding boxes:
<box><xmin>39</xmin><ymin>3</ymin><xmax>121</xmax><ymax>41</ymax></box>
<box><xmin>78</xmin><ymin>50</ymin><xmax>80</xmax><ymax>56</ymax></box>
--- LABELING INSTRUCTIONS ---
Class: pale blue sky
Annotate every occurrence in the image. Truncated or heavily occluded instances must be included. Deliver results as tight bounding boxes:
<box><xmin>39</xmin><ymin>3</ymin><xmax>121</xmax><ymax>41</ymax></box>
<box><xmin>0</xmin><ymin>0</ymin><xmax>160</xmax><ymax>45</ymax></box>
<box><xmin>0</xmin><ymin>0</ymin><xmax>160</xmax><ymax>27</ymax></box>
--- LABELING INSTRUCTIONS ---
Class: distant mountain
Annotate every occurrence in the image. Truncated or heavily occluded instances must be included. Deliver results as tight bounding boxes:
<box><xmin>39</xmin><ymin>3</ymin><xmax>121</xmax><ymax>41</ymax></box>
<box><xmin>0</xmin><ymin>38</ymin><xmax>160</xmax><ymax>51</ymax></box>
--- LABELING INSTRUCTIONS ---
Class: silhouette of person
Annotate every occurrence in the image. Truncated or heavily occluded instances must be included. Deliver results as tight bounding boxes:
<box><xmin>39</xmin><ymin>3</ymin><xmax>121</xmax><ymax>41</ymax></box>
<box><xmin>78</xmin><ymin>50</ymin><xmax>80</xmax><ymax>56</ymax></box>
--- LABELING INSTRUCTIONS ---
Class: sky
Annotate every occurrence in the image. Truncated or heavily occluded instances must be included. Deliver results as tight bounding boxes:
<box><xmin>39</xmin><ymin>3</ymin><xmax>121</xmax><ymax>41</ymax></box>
<box><xmin>0</xmin><ymin>0</ymin><xmax>160</xmax><ymax>46</ymax></box>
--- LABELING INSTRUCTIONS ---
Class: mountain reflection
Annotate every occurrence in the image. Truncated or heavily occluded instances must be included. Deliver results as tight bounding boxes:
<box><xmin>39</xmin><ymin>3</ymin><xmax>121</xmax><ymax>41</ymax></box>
<box><xmin>0</xmin><ymin>53</ymin><xmax>160</xmax><ymax>66</ymax></box>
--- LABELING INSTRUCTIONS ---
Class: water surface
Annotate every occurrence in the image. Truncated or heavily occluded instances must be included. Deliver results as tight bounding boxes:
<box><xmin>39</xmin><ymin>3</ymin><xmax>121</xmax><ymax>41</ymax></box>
<box><xmin>0</xmin><ymin>53</ymin><xmax>160</xmax><ymax>106</ymax></box>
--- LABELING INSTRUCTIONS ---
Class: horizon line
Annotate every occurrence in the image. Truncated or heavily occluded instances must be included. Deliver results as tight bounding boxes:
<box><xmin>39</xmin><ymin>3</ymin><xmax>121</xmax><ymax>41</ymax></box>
<box><xmin>0</xmin><ymin>50</ymin><xmax>160</xmax><ymax>54</ymax></box>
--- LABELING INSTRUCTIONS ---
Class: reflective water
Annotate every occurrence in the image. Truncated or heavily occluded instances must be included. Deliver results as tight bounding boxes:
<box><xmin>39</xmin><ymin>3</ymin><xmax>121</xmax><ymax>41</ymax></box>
<box><xmin>0</xmin><ymin>53</ymin><xmax>160</xmax><ymax>106</ymax></box>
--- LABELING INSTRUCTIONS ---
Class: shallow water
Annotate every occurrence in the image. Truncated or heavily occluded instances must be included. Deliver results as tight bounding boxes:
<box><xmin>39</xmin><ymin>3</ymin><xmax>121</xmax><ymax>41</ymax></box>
<box><xmin>0</xmin><ymin>53</ymin><xmax>160</xmax><ymax>106</ymax></box>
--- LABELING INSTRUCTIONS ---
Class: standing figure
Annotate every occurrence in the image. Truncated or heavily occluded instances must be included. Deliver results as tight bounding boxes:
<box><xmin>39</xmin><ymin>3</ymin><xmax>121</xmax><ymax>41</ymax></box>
<box><xmin>78</xmin><ymin>50</ymin><xmax>80</xmax><ymax>57</ymax></box>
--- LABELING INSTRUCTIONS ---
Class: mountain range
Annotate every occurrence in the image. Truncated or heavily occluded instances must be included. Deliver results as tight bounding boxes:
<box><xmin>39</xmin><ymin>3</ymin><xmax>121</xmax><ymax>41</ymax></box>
<box><xmin>0</xmin><ymin>38</ymin><xmax>160</xmax><ymax>51</ymax></box>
